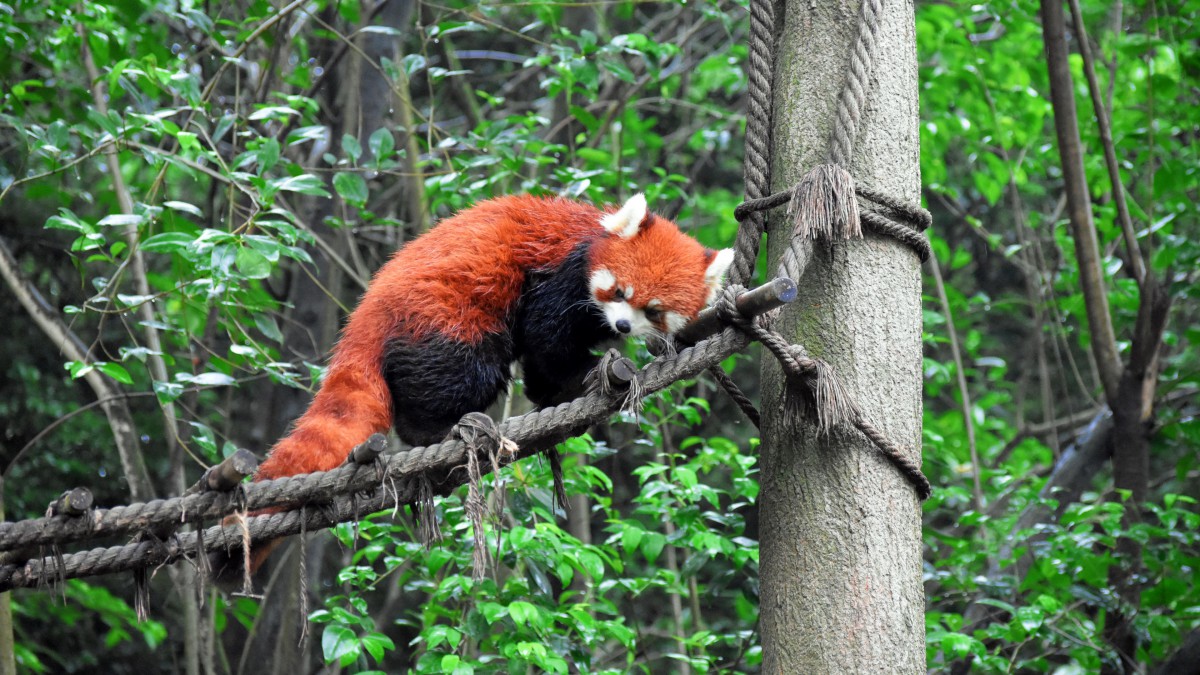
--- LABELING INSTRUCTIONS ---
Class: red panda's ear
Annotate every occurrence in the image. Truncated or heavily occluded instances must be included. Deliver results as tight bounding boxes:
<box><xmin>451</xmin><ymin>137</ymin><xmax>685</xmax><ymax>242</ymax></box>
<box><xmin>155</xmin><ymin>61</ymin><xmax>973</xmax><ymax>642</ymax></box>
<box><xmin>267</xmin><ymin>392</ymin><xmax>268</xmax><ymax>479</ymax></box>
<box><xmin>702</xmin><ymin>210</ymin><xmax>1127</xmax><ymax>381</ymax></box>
<box><xmin>600</xmin><ymin>193</ymin><xmax>649</xmax><ymax>239</ymax></box>
<box><xmin>704</xmin><ymin>249</ymin><xmax>735</xmax><ymax>305</ymax></box>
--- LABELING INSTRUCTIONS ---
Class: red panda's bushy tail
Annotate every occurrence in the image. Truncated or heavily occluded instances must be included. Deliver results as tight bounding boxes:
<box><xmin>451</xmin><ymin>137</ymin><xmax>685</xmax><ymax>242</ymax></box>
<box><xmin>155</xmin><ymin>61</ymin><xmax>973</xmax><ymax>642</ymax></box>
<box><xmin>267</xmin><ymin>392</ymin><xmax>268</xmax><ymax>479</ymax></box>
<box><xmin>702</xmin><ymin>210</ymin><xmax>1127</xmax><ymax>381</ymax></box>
<box><xmin>256</xmin><ymin>360</ymin><xmax>393</xmax><ymax>480</ymax></box>
<box><xmin>210</xmin><ymin>343</ymin><xmax>393</xmax><ymax>588</ymax></box>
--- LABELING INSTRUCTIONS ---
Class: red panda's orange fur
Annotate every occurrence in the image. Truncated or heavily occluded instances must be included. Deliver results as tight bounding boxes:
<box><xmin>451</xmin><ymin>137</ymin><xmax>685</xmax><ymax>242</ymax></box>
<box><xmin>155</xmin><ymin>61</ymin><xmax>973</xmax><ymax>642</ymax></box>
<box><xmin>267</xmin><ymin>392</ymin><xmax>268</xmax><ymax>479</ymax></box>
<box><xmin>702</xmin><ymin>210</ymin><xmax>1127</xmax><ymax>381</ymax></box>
<box><xmin>257</xmin><ymin>196</ymin><xmax>611</xmax><ymax>480</ymax></box>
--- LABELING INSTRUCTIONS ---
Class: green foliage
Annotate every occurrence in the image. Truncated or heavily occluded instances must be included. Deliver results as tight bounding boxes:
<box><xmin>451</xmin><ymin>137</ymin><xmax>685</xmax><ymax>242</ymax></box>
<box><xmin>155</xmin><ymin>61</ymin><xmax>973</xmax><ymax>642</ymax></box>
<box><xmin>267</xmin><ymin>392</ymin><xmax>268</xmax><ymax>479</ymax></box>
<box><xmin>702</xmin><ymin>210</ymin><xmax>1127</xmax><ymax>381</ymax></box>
<box><xmin>926</xmin><ymin>494</ymin><xmax>1200</xmax><ymax>671</ymax></box>
<box><xmin>12</xmin><ymin>581</ymin><xmax>166</xmax><ymax>672</ymax></box>
<box><xmin>918</xmin><ymin>0</ymin><xmax>1200</xmax><ymax>671</ymax></box>
<box><xmin>311</xmin><ymin>381</ymin><xmax>760</xmax><ymax>673</ymax></box>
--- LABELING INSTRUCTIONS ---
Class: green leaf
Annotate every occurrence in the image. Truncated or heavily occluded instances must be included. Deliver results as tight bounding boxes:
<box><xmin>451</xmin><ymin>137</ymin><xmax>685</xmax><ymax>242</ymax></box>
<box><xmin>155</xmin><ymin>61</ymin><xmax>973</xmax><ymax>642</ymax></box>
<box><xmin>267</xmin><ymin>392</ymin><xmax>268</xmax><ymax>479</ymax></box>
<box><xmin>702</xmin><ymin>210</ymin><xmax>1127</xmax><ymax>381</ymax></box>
<box><xmin>368</xmin><ymin>128</ymin><xmax>395</xmax><ymax>162</ymax></box>
<box><xmin>153</xmin><ymin>380</ymin><xmax>184</xmax><ymax>405</ymax></box>
<box><xmin>271</xmin><ymin>174</ymin><xmax>330</xmax><ymax>197</ymax></box>
<box><xmin>176</xmin><ymin>131</ymin><xmax>200</xmax><ymax>151</ymax></box>
<box><xmin>66</xmin><ymin>361</ymin><xmax>94</xmax><ymax>379</ymax></box>
<box><xmin>507</xmin><ymin>600</ymin><xmax>538</xmax><ymax>627</ymax></box>
<box><xmin>46</xmin><ymin>212</ymin><xmax>90</xmax><ymax>233</ymax></box>
<box><xmin>333</xmin><ymin>172</ymin><xmax>369</xmax><ymax>206</ymax></box>
<box><xmin>621</xmin><ymin>524</ymin><xmax>644</xmax><ymax>554</ymax></box>
<box><xmin>569</xmin><ymin>105</ymin><xmax>600</xmax><ymax>133</ymax></box>
<box><xmin>97</xmin><ymin>362</ymin><xmax>133</xmax><ymax>385</ymax></box>
<box><xmin>477</xmin><ymin>602</ymin><xmax>506</xmax><ymax>623</ymax></box>
<box><xmin>248</xmin><ymin>106</ymin><xmax>300</xmax><ymax>121</ymax></box>
<box><xmin>235</xmin><ymin>246</ymin><xmax>272</xmax><ymax>279</ymax></box>
<box><xmin>256</xmin><ymin>138</ymin><xmax>280</xmax><ymax>173</ymax></box>
<box><xmin>186</xmin><ymin>372</ymin><xmax>236</xmax><ymax>387</ymax></box>
<box><xmin>255</xmin><ymin>314</ymin><xmax>284</xmax><ymax>343</ymax></box>
<box><xmin>599</xmin><ymin>58</ymin><xmax>636</xmax><ymax>83</ymax></box>
<box><xmin>320</xmin><ymin>625</ymin><xmax>359</xmax><ymax>666</ymax></box>
<box><xmin>940</xmin><ymin>632</ymin><xmax>979</xmax><ymax>658</ymax></box>
<box><xmin>642</xmin><ymin>532</ymin><xmax>666</xmax><ymax>563</ymax></box>
<box><xmin>577</xmin><ymin>550</ymin><xmax>604</xmax><ymax>580</ymax></box>
<box><xmin>341</xmin><ymin>134</ymin><xmax>362</xmax><ymax>163</ymax></box>
<box><xmin>140</xmin><ymin>232</ymin><xmax>195</xmax><ymax>254</ymax></box>
<box><xmin>359</xmin><ymin>633</ymin><xmax>393</xmax><ymax>663</ymax></box>
<box><xmin>1015</xmin><ymin>605</ymin><xmax>1044</xmax><ymax>632</ymax></box>
<box><xmin>163</xmin><ymin>201</ymin><xmax>203</xmax><ymax>217</ymax></box>
<box><xmin>674</xmin><ymin>466</ymin><xmax>698</xmax><ymax>490</ymax></box>
<box><xmin>98</xmin><ymin>214</ymin><xmax>144</xmax><ymax>227</ymax></box>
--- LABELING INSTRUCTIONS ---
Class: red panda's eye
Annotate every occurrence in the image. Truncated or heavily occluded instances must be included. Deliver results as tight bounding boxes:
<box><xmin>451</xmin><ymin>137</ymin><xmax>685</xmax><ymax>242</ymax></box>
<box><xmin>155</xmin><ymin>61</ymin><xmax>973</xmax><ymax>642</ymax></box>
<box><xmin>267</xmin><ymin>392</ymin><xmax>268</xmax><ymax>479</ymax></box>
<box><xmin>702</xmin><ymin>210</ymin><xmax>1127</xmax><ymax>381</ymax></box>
<box><xmin>613</xmin><ymin>288</ymin><xmax>625</xmax><ymax>301</ymax></box>
<box><xmin>644</xmin><ymin>307</ymin><xmax>663</xmax><ymax>323</ymax></box>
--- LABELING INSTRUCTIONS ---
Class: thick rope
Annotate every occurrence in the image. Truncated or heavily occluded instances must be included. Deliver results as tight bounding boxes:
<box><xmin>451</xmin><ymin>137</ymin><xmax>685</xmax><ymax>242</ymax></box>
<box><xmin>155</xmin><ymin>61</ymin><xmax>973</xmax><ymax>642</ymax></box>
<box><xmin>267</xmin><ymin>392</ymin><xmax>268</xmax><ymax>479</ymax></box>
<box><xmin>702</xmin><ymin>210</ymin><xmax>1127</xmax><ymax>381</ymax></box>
<box><xmin>736</xmin><ymin>181</ymin><xmax>932</xmax><ymax>265</ymax></box>
<box><xmin>729</xmin><ymin>0</ymin><xmax>777</xmax><ymax>287</ymax></box>
<box><xmin>707</xmin><ymin>365</ymin><xmax>761</xmax><ymax>429</ymax></box>
<box><xmin>830</xmin><ymin>0</ymin><xmax>884</xmax><ymax>168</ymax></box>
<box><xmin>451</xmin><ymin>412</ymin><xmax>507</xmax><ymax>579</ymax></box>
<box><xmin>0</xmin><ymin>327</ymin><xmax>757</xmax><ymax>590</ymax></box>
<box><xmin>725</xmin><ymin>9</ymin><xmax>813</xmax><ymax>445</ymax></box>
<box><xmin>857</xmin><ymin>184</ymin><xmax>933</xmax><ymax>231</ymax></box>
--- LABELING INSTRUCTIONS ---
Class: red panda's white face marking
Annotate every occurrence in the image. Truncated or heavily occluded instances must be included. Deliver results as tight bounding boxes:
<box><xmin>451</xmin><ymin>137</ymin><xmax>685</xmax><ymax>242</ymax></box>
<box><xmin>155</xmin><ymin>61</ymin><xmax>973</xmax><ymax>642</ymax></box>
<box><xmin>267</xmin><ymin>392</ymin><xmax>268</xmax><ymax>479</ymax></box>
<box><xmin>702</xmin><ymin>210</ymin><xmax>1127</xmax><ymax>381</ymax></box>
<box><xmin>589</xmin><ymin>194</ymin><xmax>735</xmax><ymax>338</ymax></box>
<box><xmin>589</xmin><ymin>269</ymin><xmax>616</xmax><ymax>294</ymax></box>
<box><xmin>663</xmin><ymin>311</ymin><xmax>689</xmax><ymax>334</ymax></box>
<box><xmin>600</xmin><ymin>294</ymin><xmax>657</xmax><ymax>337</ymax></box>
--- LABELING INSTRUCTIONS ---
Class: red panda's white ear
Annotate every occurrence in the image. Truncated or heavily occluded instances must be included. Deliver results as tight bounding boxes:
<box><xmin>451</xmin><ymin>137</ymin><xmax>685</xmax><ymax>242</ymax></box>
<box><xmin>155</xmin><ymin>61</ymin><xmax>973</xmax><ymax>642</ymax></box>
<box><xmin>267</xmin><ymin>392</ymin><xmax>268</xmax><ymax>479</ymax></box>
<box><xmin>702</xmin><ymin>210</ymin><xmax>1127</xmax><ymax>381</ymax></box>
<box><xmin>600</xmin><ymin>193</ymin><xmax>648</xmax><ymax>239</ymax></box>
<box><xmin>704</xmin><ymin>249</ymin><xmax>735</xmax><ymax>305</ymax></box>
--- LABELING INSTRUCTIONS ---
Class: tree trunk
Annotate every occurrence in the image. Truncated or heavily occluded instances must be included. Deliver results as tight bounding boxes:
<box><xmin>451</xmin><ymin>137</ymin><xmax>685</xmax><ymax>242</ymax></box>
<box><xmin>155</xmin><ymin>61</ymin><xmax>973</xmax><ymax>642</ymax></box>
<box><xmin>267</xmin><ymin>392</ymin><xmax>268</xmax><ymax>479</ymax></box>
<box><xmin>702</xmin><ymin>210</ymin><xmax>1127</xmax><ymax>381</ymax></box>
<box><xmin>758</xmin><ymin>0</ymin><xmax>924</xmax><ymax>671</ymax></box>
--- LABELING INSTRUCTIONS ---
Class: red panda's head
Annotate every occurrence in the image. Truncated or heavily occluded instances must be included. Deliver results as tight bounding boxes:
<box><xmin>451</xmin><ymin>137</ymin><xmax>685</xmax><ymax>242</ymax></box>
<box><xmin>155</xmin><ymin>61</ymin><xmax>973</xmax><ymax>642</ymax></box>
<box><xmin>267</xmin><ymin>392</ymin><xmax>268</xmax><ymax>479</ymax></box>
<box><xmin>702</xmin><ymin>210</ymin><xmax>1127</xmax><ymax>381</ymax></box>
<box><xmin>588</xmin><ymin>194</ymin><xmax>734</xmax><ymax>338</ymax></box>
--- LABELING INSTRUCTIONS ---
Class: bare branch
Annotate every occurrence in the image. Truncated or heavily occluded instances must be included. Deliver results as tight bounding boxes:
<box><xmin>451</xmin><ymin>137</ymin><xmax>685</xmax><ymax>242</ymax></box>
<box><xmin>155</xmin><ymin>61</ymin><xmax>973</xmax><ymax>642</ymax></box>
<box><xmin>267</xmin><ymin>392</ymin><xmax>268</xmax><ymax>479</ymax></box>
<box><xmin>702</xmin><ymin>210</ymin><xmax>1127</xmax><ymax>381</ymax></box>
<box><xmin>1066</xmin><ymin>0</ymin><xmax>1147</xmax><ymax>285</ymax></box>
<box><xmin>79</xmin><ymin>22</ymin><xmax>184</xmax><ymax>494</ymax></box>
<box><xmin>1039</xmin><ymin>0</ymin><xmax>1123</xmax><ymax>403</ymax></box>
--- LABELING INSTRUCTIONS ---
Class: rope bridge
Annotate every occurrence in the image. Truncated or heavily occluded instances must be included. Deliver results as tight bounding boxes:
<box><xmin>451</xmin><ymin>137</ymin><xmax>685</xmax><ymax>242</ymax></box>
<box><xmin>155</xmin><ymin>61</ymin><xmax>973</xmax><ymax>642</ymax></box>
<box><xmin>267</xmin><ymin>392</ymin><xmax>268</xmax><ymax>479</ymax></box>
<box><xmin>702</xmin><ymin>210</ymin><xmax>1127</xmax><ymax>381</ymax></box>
<box><xmin>0</xmin><ymin>0</ymin><xmax>932</xmax><ymax>603</ymax></box>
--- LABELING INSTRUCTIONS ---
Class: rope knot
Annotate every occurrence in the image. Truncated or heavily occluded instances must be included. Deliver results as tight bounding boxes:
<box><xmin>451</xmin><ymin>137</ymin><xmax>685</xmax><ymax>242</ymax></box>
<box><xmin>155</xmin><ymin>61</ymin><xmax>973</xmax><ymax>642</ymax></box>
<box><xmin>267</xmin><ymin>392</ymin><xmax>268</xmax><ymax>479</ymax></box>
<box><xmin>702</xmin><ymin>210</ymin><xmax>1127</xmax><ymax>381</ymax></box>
<box><xmin>450</xmin><ymin>412</ymin><xmax>514</xmax><ymax>580</ymax></box>
<box><xmin>451</xmin><ymin>412</ymin><xmax>502</xmax><ymax>452</ymax></box>
<box><xmin>787</xmin><ymin>163</ymin><xmax>861</xmax><ymax>242</ymax></box>
<box><xmin>715</xmin><ymin>284</ymin><xmax>750</xmax><ymax>328</ymax></box>
<box><xmin>794</xmin><ymin>351</ymin><xmax>855</xmax><ymax>435</ymax></box>
<box><xmin>585</xmin><ymin>348</ymin><xmax>643</xmax><ymax>415</ymax></box>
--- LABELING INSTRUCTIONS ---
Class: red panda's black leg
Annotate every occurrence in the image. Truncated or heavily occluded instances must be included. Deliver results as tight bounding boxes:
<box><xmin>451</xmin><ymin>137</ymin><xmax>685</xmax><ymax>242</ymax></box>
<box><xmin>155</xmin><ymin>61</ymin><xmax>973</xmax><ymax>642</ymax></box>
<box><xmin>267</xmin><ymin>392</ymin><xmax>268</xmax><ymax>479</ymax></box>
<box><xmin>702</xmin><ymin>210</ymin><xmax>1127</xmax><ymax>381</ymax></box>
<box><xmin>514</xmin><ymin>244</ymin><xmax>617</xmax><ymax>407</ymax></box>
<box><xmin>382</xmin><ymin>332</ymin><xmax>514</xmax><ymax>446</ymax></box>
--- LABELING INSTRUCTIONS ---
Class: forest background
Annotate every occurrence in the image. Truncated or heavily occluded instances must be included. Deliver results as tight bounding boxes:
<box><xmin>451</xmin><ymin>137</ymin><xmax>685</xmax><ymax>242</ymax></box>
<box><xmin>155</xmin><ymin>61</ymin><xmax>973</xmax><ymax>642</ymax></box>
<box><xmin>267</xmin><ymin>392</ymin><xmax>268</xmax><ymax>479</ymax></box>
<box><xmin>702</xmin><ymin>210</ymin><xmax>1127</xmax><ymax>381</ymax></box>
<box><xmin>0</xmin><ymin>0</ymin><xmax>1197</xmax><ymax>673</ymax></box>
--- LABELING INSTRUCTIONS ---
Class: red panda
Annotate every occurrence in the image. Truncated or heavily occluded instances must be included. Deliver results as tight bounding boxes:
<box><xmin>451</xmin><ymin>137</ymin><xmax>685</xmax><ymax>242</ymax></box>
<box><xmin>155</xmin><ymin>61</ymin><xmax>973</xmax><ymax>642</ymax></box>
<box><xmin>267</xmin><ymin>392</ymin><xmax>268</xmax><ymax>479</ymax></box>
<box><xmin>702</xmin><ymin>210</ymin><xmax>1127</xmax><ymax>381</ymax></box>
<box><xmin>215</xmin><ymin>193</ymin><xmax>732</xmax><ymax>581</ymax></box>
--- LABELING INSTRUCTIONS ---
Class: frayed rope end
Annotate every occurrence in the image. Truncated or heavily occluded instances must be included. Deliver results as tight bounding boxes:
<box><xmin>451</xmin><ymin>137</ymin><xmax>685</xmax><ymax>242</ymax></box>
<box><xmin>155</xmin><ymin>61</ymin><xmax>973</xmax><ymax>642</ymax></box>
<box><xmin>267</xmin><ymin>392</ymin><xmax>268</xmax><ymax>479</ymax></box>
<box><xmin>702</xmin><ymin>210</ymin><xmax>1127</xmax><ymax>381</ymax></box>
<box><xmin>788</xmin><ymin>164</ymin><xmax>861</xmax><ymax>241</ymax></box>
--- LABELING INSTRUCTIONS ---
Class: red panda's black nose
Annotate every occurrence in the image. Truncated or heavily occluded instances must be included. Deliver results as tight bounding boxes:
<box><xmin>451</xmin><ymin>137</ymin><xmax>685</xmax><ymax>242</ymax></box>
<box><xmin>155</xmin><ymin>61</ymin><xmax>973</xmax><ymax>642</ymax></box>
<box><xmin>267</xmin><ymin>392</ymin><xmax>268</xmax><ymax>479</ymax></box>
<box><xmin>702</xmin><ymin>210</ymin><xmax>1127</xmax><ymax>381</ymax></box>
<box><xmin>615</xmin><ymin>319</ymin><xmax>631</xmax><ymax>334</ymax></box>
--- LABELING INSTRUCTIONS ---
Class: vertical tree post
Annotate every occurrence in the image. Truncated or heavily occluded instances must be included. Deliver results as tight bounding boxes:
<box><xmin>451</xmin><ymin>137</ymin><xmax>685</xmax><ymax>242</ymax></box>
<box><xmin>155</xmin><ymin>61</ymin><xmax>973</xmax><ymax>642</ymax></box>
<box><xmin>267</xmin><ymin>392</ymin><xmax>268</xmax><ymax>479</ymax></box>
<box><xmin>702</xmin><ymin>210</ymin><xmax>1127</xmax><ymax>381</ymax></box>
<box><xmin>758</xmin><ymin>0</ymin><xmax>925</xmax><ymax>671</ymax></box>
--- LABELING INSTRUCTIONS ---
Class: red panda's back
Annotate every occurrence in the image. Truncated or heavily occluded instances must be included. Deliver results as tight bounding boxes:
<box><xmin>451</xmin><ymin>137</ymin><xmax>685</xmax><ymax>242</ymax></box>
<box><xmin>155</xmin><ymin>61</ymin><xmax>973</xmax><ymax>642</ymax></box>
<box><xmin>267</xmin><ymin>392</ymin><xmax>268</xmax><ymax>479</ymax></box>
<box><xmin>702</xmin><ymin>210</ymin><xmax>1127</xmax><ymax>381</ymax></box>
<box><xmin>353</xmin><ymin>195</ymin><xmax>605</xmax><ymax>346</ymax></box>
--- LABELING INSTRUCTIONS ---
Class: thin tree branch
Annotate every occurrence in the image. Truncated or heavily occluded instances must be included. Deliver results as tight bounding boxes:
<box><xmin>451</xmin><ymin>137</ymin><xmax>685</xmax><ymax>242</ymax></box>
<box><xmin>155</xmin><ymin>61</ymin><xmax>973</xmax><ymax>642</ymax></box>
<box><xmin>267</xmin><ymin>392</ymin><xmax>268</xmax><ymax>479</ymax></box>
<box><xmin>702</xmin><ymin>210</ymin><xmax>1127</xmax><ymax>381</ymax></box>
<box><xmin>928</xmin><ymin>253</ymin><xmax>984</xmax><ymax>513</ymax></box>
<box><xmin>1066</xmin><ymin>0</ymin><xmax>1147</xmax><ymax>286</ymax></box>
<box><xmin>78</xmin><ymin>22</ymin><xmax>184</xmax><ymax>491</ymax></box>
<box><xmin>1039</xmin><ymin>0</ymin><xmax>1123</xmax><ymax>403</ymax></box>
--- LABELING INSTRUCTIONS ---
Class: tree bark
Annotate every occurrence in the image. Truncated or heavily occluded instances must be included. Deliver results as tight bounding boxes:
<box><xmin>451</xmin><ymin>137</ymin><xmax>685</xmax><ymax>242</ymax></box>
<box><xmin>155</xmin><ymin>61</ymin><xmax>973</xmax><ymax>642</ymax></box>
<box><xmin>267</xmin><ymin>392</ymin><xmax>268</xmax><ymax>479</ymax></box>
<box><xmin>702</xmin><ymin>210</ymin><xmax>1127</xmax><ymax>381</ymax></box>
<box><xmin>1154</xmin><ymin>628</ymin><xmax>1200</xmax><ymax>675</ymax></box>
<box><xmin>758</xmin><ymin>0</ymin><xmax>924</xmax><ymax>671</ymax></box>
